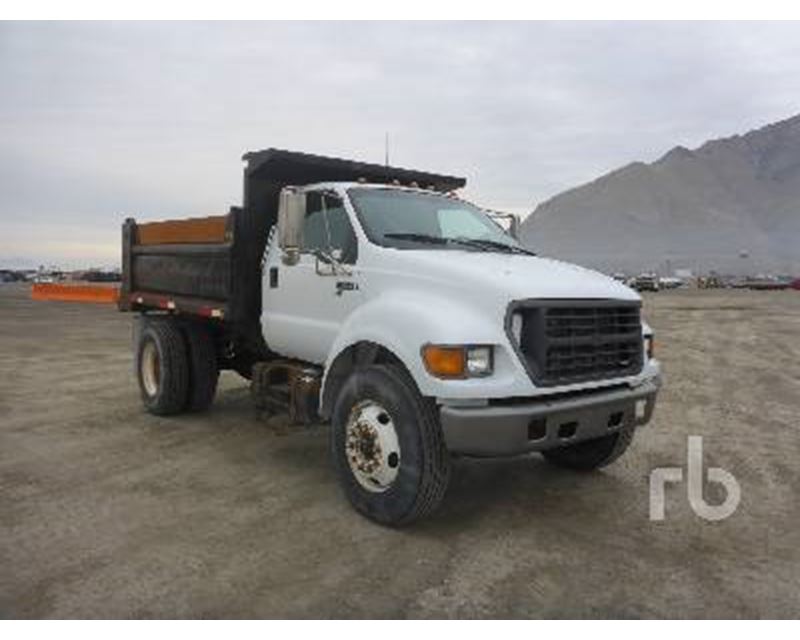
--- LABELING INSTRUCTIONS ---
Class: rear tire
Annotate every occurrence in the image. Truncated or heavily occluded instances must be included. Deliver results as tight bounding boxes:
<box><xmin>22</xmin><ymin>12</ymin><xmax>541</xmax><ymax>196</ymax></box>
<box><xmin>135</xmin><ymin>318</ymin><xmax>190</xmax><ymax>416</ymax></box>
<box><xmin>541</xmin><ymin>423</ymin><xmax>636</xmax><ymax>471</ymax></box>
<box><xmin>330</xmin><ymin>364</ymin><xmax>451</xmax><ymax>526</ymax></box>
<box><xmin>182</xmin><ymin>322</ymin><xmax>219</xmax><ymax>412</ymax></box>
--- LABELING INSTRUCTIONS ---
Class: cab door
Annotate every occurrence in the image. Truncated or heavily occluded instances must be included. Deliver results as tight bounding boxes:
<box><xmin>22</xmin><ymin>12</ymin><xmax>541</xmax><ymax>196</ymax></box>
<box><xmin>261</xmin><ymin>190</ymin><xmax>361</xmax><ymax>364</ymax></box>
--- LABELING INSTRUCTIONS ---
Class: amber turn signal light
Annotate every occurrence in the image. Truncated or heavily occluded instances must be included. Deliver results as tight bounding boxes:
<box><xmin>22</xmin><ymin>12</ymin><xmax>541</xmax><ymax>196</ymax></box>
<box><xmin>421</xmin><ymin>345</ymin><xmax>467</xmax><ymax>378</ymax></box>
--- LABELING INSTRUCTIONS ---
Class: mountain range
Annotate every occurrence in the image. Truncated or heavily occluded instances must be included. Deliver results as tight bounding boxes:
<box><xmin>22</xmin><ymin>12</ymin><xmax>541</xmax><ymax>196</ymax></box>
<box><xmin>521</xmin><ymin>114</ymin><xmax>800</xmax><ymax>275</ymax></box>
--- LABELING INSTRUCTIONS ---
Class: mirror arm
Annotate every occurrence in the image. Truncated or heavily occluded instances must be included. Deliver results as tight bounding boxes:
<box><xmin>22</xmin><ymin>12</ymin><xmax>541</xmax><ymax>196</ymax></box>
<box><xmin>313</xmin><ymin>249</ymin><xmax>333</xmax><ymax>265</ymax></box>
<box><xmin>313</xmin><ymin>248</ymin><xmax>351</xmax><ymax>276</ymax></box>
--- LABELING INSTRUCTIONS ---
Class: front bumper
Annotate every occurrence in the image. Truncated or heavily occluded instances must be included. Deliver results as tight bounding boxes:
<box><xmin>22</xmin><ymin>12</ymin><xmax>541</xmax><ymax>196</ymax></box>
<box><xmin>439</xmin><ymin>377</ymin><xmax>661</xmax><ymax>457</ymax></box>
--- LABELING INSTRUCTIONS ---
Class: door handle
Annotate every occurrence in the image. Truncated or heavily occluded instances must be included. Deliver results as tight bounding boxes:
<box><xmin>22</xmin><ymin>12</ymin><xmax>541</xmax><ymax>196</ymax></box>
<box><xmin>335</xmin><ymin>281</ymin><xmax>358</xmax><ymax>296</ymax></box>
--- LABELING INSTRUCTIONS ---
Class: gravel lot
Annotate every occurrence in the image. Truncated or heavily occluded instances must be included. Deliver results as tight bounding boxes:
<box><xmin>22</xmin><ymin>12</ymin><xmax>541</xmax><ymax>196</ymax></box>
<box><xmin>1</xmin><ymin>283</ymin><xmax>799</xmax><ymax>618</ymax></box>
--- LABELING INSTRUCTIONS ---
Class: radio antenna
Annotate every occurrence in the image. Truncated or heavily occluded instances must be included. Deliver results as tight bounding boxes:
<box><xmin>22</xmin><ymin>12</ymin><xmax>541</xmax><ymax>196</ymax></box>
<box><xmin>384</xmin><ymin>132</ymin><xmax>389</xmax><ymax>167</ymax></box>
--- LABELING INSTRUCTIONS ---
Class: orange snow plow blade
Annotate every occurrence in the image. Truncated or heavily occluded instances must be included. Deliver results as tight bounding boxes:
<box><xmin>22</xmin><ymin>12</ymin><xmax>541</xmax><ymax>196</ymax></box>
<box><xmin>31</xmin><ymin>283</ymin><xmax>120</xmax><ymax>304</ymax></box>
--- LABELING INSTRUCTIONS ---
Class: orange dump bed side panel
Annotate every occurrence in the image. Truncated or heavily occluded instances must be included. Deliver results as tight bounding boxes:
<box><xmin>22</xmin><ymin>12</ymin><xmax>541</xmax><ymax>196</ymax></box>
<box><xmin>135</xmin><ymin>215</ymin><xmax>229</xmax><ymax>245</ymax></box>
<box><xmin>31</xmin><ymin>283</ymin><xmax>120</xmax><ymax>304</ymax></box>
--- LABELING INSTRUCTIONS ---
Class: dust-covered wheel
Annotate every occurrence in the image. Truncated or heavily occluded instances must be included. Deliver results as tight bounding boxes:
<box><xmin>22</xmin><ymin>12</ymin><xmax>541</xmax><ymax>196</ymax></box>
<box><xmin>135</xmin><ymin>318</ymin><xmax>189</xmax><ymax>416</ymax></box>
<box><xmin>331</xmin><ymin>364</ymin><xmax>451</xmax><ymax>526</ymax></box>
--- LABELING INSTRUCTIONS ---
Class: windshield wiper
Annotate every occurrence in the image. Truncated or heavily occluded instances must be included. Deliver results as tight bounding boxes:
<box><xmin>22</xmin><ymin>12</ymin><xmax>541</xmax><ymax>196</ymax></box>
<box><xmin>451</xmin><ymin>237</ymin><xmax>537</xmax><ymax>256</ymax></box>
<box><xmin>383</xmin><ymin>232</ymin><xmax>449</xmax><ymax>245</ymax></box>
<box><xmin>383</xmin><ymin>232</ymin><xmax>536</xmax><ymax>256</ymax></box>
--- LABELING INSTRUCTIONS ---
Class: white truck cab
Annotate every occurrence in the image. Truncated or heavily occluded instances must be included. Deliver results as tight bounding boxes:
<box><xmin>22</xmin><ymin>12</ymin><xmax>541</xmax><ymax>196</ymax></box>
<box><xmin>121</xmin><ymin>150</ymin><xmax>660</xmax><ymax>525</ymax></box>
<box><xmin>261</xmin><ymin>182</ymin><xmax>660</xmax><ymax>521</ymax></box>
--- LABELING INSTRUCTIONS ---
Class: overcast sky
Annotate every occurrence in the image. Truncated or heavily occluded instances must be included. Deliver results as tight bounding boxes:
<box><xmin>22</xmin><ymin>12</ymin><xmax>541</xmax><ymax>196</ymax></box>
<box><xmin>2</xmin><ymin>21</ymin><xmax>800</xmax><ymax>267</ymax></box>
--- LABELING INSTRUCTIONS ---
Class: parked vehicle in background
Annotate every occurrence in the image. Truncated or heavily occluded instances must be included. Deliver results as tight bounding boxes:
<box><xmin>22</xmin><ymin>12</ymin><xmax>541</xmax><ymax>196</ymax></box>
<box><xmin>632</xmin><ymin>273</ymin><xmax>660</xmax><ymax>292</ymax></box>
<box><xmin>698</xmin><ymin>274</ymin><xmax>723</xmax><ymax>289</ymax></box>
<box><xmin>745</xmin><ymin>276</ymin><xmax>791</xmax><ymax>290</ymax></box>
<box><xmin>0</xmin><ymin>270</ymin><xmax>27</xmax><ymax>283</ymax></box>
<box><xmin>658</xmin><ymin>276</ymin><xmax>685</xmax><ymax>290</ymax></box>
<box><xmin>82</xmin><ymin>269</ymin><xmax>122</xmax><ymax>283</ymax></box>
<box><xmin>118</xmin><ymin>149</ymin><xmax>661</xmax><ymax>525</ymax></box>
<box><xmin>791</xmin><ymin>278</ymin><xmax>800</xmax><ymax>291</ymax></box>
<box><xmin>32</xmin><ymin>267</ymin><xmax>65</xmax><ymax>284</ymax></box>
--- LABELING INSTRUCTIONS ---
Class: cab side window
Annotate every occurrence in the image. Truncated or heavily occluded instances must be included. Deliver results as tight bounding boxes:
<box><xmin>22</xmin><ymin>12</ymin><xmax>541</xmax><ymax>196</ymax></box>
<box><xmin>303</xmin><ymin>192</ymin><xmax>358</xmax><ymax>264</ymax></box>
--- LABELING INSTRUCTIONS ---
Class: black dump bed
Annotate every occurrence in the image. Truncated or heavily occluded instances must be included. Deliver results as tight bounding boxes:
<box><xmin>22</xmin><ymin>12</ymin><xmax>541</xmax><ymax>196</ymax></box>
<box><xmin>119</xmin><ymin>148</ymin><xmax>466</xmax><ymax>356</ymax></box>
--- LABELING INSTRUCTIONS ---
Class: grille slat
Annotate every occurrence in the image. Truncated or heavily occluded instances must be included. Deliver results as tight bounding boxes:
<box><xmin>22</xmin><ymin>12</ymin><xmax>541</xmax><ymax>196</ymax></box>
<box><xmin>513</xmin><ymin>301</ymin><xmax>643</xmax><ymax>386</ymax></box>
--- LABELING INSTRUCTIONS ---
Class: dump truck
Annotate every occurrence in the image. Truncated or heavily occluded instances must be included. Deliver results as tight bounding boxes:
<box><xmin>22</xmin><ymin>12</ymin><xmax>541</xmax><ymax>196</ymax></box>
<box><xmin>119</xmin><ymin>149</ymin><xmax>661</xmax><ymax>525</ymax></box>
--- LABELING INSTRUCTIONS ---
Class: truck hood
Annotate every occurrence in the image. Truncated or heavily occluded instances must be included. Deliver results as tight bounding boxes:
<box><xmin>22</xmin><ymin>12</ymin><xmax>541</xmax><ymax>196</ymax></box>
<box><xmin>378</xmin><ymin>249</ymin><xmax>640</xmax><ymax>302</ymax></box>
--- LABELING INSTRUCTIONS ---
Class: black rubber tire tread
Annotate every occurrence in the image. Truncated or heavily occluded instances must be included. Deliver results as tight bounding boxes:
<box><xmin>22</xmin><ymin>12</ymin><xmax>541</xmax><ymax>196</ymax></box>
<box><xmin>330</xmin><ymin>364</ymin><xmax>451</xmax><ymax>526</ymax></box>
<box><xmin>135</xmin><ymin>318</ymin><xmax>190</xmax><ymax>416</ymax></box>
<box><xmin>181</xmin><ymin>321</ymin><xmax>219</xmax><ymax>412</ymax></box>
<box><xmin>542</xmin><ymin>422</ymin><xmax>636</xmax><ymax>471</ymax></box>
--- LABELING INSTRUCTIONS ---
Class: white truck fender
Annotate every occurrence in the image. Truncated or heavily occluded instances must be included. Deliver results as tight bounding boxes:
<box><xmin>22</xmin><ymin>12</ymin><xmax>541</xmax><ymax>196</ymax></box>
<box><xmin>320</xmin><ymin>288</ymin><xmax>513</xmax><ymax>411</ymax></box>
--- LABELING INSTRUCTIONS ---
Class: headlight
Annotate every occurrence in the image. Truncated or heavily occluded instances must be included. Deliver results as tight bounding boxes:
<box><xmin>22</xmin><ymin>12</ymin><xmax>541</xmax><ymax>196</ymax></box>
<box><xmin>466</xmin><ymin>346</ymin><xmax>493</xmax><ymax>376</ymax></box>
<box><xmin>422</xmin><ymin>344</ymin><xmax>494</xmax><ymax>378</ymax></box>
<box><xmin>644</xmin><ymin>335</ymin><xmax>655</xmax><ymax>360</ymax></box>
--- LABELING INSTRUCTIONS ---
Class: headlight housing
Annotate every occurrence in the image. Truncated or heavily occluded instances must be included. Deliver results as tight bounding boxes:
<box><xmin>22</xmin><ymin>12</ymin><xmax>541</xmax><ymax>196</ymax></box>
<box><xmin>422</xmin><ymin>344</ymin><xmax>494</xmax><ymax>379</ymax></box>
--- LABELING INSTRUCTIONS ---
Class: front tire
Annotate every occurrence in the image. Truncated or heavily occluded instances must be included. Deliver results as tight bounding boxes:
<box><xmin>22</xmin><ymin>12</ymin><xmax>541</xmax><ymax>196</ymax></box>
<box><xmin>135</xmin><ymin>318</ymin><xmax>190</xmax><ymax>416</ymax></box>
<box><xmin>331</xmin><ymin>364</ymin><xmax>451</xmax><ymax>526</ymax></box>
<box><xmin>541</xmin><ymin>423</ymin><xmax>636</xmax><ymax>471</ymax></box>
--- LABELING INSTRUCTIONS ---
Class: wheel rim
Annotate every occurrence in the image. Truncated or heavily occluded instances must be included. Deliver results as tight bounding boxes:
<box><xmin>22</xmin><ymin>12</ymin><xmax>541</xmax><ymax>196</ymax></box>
<box><xmin>345</xmin><ymin>400</ymin><xmax>401</xmax><ymax>493</ymax></box>
<box><xmin>141</xmin><ymin>339</ymin><xmax>160</xmax><ymax>397</ymax></box>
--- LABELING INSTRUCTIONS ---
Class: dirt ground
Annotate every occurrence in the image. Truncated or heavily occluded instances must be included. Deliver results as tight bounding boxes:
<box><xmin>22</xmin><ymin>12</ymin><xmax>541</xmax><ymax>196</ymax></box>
<box><xmin>1</xmin><ymin>283</ymin><xmax>799</xmax><ymax>618</ymax></box>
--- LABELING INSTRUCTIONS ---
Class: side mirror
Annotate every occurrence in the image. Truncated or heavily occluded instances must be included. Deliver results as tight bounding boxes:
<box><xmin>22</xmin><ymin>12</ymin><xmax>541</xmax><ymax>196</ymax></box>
<box><xmin>486</xmin><ymin>209</ymin><xmax>521</xmax><ymax>240</ymax></box>
<box><xmin>277</xmin><ymin>188</ymin><xmax>306</xmax><ymax>265</ymax></box>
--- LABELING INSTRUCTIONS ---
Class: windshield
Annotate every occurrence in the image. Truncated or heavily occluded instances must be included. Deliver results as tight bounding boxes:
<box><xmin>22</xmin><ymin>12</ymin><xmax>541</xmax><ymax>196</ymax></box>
<box><xmin>347</xmin><ymin>188</ymin><xmax>522</xmax><ymax>252</ymax></box>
